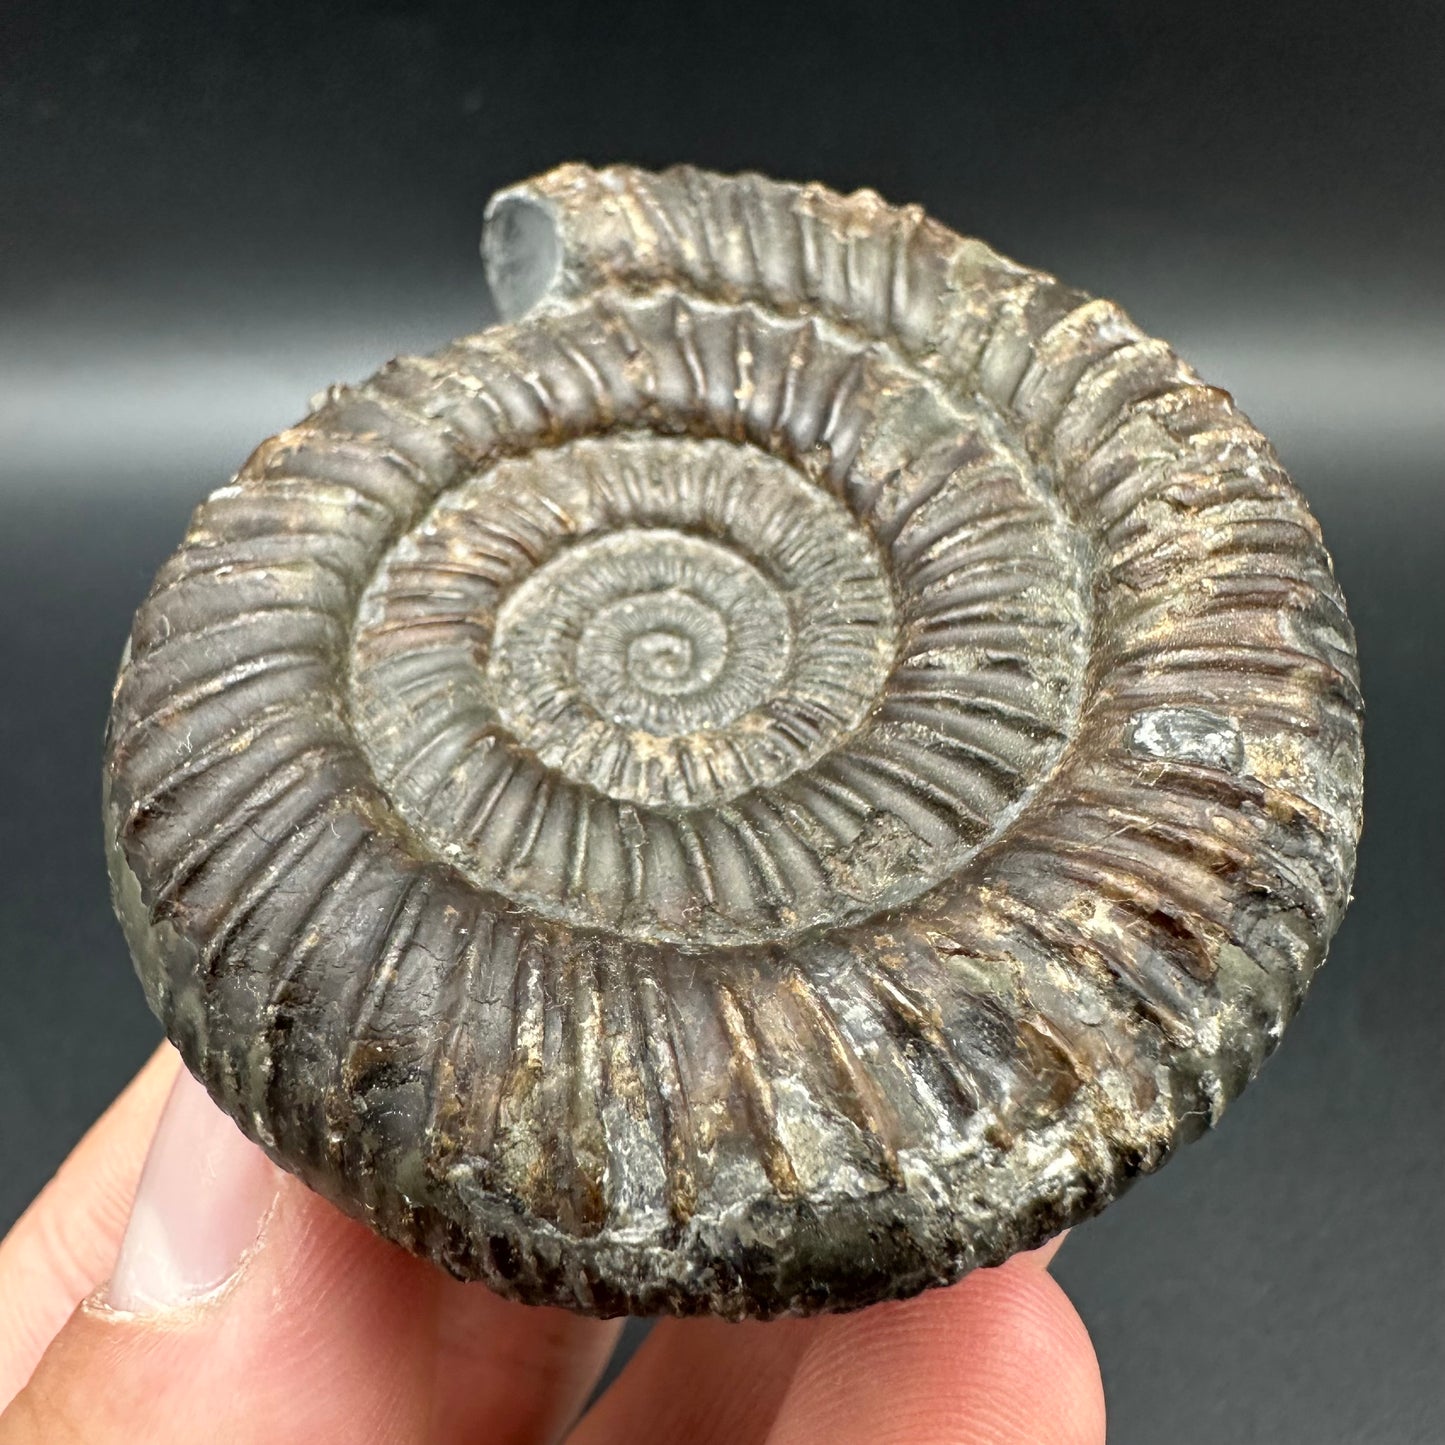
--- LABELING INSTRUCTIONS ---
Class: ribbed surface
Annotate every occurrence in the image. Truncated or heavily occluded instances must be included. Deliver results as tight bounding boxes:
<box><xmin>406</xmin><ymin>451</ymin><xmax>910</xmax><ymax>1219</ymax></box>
<box><xmin>103</xmin><ymin>164</ymin><xmax>1363</xmax><ymax>1317</ymax></box>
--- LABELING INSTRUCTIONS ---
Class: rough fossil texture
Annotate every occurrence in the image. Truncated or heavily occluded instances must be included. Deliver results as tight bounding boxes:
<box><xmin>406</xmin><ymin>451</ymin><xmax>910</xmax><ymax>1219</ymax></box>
<box><xmin>103</xmin><ymin>164</ymin><xmax>1365</xmax><ymax>1318</ymax></box>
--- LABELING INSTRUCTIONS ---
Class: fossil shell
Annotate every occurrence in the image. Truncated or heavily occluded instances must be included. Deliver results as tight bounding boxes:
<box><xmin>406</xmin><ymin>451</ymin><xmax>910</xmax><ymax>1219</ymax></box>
<box><xmin>103</xmin><ymin>165</ymin><xmax>1364</xmax><ymax>1318</ymax></box>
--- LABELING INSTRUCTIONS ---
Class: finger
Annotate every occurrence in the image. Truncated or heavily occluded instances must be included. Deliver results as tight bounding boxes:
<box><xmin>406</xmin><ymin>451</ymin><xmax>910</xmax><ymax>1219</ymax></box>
<box><xmin>568</xmin><ymin>1235</ymin><xmax>1070</xmax><ymax>1445</ymax></box>
<box><xmin>567</xmin><ymin>1315</ymin><xmax>816</xmax><ymax>1445</ymax></box>
<box><xmin>426</xmin><ymin>1274</ymin><xmax>622</xmax><ymax>1445</ymax></box>
<box><xmin>0</xmin><ymin>1065</ymin><xmax>432</xmax><ymax>1444</ymax></box>
<box><xmin>0</xmin><ymin>1065</ymin><xmax>618</xmax><ymax>1445</ymax></box>
<box><xmin>0</xmin><ymin>1041</ymin><xmax>178</xmax><ymax>1405</ymax></box>
<box><xmin>764</xmin><ymin>1246</ymin><xmax>1105</xmax><ymax>1445</ymax></box>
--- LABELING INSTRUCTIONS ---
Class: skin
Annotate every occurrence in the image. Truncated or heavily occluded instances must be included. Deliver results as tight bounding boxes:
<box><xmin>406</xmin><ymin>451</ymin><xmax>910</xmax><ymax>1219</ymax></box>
<box><xmin>0</xmin><ymin>1045</ymin><xmax>1105</xmax><ymax>1443</ymax></box>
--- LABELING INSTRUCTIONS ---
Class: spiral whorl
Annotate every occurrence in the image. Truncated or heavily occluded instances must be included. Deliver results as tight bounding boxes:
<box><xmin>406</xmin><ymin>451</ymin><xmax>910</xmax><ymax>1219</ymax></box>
<box><xmin>103</xmin><ymin>165</ymin><xmax>1363</xmax><ymax>1317</ymax></box>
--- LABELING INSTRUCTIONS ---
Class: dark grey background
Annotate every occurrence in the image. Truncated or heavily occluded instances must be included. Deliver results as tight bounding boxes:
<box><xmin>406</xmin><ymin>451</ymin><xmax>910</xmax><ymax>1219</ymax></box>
<box><xmin>2</xmin><ymin>2</ymin><xmax>1441</xmax><ymax>1440</ymax></box>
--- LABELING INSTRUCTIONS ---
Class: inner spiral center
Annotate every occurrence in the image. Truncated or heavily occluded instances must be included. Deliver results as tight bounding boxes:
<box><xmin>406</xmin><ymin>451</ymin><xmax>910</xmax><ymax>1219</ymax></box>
<box><xmin>490</xmin><ymin>528</ymin><xmax>796</xmax><ymax>753</ymax></box>
<box><xmin>580</xmin><ymin>586</ymin><xmax>732</xmax><ymax>716</ymax></box>
<box><xmin>629</xmin><ymin>630</ymin><xmax>693</xmax><ymax>686</ymax></box>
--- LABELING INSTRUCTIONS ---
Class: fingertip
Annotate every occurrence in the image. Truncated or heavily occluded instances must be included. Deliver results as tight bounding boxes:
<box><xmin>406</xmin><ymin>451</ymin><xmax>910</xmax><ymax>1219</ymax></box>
<box><xmin>767</xmin><ymin>1261</ymin><xmax>1105</xmax><ymax>1445</ymax></box>
<box><xmin>957</xmin><ymin>1265</ymin><xmax>1107</xmax><ymax>1445</ymax></box>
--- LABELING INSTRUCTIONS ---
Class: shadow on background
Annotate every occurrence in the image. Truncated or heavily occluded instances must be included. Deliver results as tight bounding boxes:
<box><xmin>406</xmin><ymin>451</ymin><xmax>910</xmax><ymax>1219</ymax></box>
<box><xmin>2</xmin><ymin>3</ymin><xmax>1441</xmax><ymax>1440</ymax></box>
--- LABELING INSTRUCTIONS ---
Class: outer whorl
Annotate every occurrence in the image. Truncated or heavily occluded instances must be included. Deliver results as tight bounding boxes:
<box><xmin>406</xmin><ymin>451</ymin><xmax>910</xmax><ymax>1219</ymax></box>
<box><xmin>103</xmin><ymin>165</ymin><xmax>1364</xmax><ymax>1318</ymax></box>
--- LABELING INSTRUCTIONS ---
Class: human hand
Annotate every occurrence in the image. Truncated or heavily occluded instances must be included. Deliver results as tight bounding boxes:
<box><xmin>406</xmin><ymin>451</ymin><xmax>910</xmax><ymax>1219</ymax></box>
<box><xmin>0</xmin><ymin>1045</ymin><xmax>1104</xmax><ymax>1443</ymax></box>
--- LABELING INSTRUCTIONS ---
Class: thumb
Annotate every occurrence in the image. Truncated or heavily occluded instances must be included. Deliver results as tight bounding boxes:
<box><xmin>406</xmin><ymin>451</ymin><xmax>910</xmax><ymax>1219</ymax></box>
<box><xmin>0</xmin><ymin>1066</ymin><xmax>437</xmax><ymax>1444</ymax></box>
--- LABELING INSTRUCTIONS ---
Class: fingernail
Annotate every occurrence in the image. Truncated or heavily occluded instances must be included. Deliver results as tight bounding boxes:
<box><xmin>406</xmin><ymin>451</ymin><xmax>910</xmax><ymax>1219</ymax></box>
<box><xmin>1030</xmin><ymin>1229</ymin><xmax>1070</xmax><ymax>1270</ymax></box>
<box><xmin>107</xmin><ymin>1067</ymin><xmax>279</xmax><ymax>1313</ymax></box>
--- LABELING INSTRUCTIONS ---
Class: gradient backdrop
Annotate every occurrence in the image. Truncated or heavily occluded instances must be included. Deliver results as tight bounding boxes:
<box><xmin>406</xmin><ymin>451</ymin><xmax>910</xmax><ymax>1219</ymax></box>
<box><xmin>2</xmin><ymin>3</ymin><xmax>1442</xmax><ymax>1440</ymax></box>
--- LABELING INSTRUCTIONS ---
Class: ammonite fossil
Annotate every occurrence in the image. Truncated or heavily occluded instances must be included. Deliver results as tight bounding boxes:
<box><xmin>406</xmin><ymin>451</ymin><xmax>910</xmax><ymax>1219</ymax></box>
<box><xmin>103</xmin><ymin>165</ymin><xmax>1364</xmax><ymax>1318</ymax></box>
